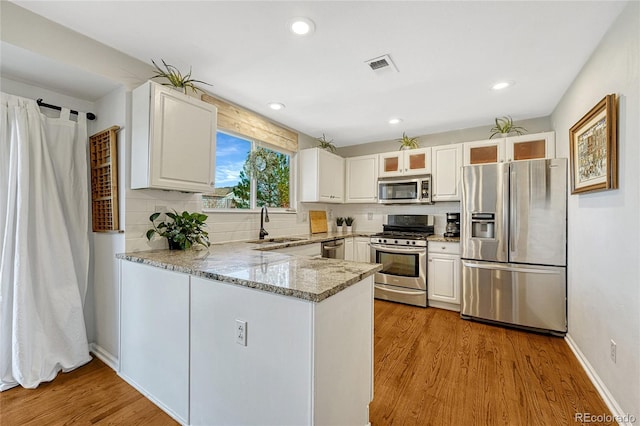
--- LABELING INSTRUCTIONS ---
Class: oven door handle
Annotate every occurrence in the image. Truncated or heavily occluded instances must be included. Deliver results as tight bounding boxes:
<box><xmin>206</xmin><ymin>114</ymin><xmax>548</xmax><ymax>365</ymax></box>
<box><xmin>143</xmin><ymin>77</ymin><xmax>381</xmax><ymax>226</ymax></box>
<box><xmin>370</xmin><ymin>243</ymin><xmax>425</xmax><ymax>254</ymax></box>
<box><xmin>374</xmin><ymin>284</ymin><xmax>423</xmax><ymax>296</ymax></box>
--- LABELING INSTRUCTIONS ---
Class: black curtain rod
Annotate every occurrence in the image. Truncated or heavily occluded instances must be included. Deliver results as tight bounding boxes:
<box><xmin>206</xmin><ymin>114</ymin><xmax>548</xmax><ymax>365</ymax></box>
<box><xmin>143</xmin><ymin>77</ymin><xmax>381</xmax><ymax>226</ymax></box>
<box><xmin>36</xmin><ymin>98</ymin><xmax>96</xmax><ymax>121</ymax></box>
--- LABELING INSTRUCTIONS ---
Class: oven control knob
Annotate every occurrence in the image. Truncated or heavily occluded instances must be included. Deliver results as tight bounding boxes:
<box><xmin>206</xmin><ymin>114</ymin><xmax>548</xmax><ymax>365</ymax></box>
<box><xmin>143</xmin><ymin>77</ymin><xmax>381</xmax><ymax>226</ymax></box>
<box><xmin>406</xmin><ymin>241</ymin><xmax>410</xmax><ymax>245</ymax></box>
<box><xmin>394</xmin><ymin>240</ymin><xmax>398</xmax><ymax>244</ymax></box>
<box><xmin>383</xmin><ymin>239</ymin><xmax>387</xmax><ymax>243</ymax></box>
<box><xmin>412</xmin><ymin>241</ymin><xmax>416</xmax><ymax>245</ymax></box>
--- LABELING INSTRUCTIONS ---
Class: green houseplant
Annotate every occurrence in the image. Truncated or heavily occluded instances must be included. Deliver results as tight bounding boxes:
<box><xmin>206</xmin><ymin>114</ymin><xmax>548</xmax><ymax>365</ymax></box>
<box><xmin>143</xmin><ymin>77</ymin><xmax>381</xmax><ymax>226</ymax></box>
<box><xmin>489</xmin><ymin>116</ymin><xmax>527</xmax><ymax>139</ymax></box>
<box><xmin>150</xmin><ymin>59</ymin><xmax>212</xmax><ymax>94</ymax></box>
<box><xmin>316</xmin><ymin>134</ymin><xmax>337</xmax><ymax>153</ymax></box>
<box><xmin>398</xmin><ymin>132</ymin><xmax>419</xmax><ymax>150</ymax></box>
<box><xmin>345</xmin><ymin>217</ymin><xmax>354</xmax><ymax>232</ymax></box>
<box><xmin>146</xmin><ymin>210</ymin><xmax>210</xmax><ymax>250</ymax></box>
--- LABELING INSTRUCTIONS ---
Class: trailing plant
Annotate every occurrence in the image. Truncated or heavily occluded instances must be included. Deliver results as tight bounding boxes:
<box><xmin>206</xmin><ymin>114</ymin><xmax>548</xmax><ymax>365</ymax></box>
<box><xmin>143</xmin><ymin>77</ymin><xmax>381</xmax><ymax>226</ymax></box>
<box><xmin>336</xmin><ymin>217</ymin><xmax>345</xmax><ymax>226</ymax></box>
<box><xmin>316</xmin><ymin>134</ymin><xmax>337</xmax><ymax>153</ymax></box>
<box><xmin>489</xmin><ymin>116</ymin><xmax>527</xmax><ymax>139</ymax></box>
<box><xmin>146</xmin><ymin>210</ymin><xmax>210</xmax><ymax>250</ymax></box>
<box><xmin>345</xmin><ymin>217</ymin><xmax>355</xmax><ymax>226</ymax></box>
<box><xmin>150</xmin><ymin>59</ymin><xmax>212</xmax><ymax>94</ymax></box>
<box><xmin>397</xmin><ymin>132</ymin><xmax>419</xmax><ymax>150</ymax></box>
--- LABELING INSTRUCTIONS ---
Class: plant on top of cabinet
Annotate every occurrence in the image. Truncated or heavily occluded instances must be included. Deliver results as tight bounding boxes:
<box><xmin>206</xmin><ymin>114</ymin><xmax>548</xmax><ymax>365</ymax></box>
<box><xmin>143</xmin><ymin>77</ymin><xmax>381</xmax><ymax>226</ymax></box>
<box><xmin>397</xmin><ymin>132</ymin><xmax>420</xmax><ymax>150</ymax></box>
<box><xmin>316</xmin><ymin>133</ymin><xmax>337</xmax><ymax>153</ymax></box>
<box><xmin>489</xmin><ymin>116</ymin><xmax>527</xmax><ymax>139</ymax></box>
<box><xmin>151</xmin><ymin>59</ymin><xmax>212</xmax><ymax>94</ymax></box>
<box><xmin>146</xmin><ymin>210</ymin><xmax>210</xmax><ymax>250</ymax></box>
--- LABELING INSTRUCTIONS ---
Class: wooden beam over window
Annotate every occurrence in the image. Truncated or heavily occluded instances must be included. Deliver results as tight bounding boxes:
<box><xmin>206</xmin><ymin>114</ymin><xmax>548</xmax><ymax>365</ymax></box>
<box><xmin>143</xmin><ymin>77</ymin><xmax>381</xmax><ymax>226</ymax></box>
<box><xmin>201</xmin><ymin>94</ymin><xmax>298</xmax><ymax>152</ymax></box>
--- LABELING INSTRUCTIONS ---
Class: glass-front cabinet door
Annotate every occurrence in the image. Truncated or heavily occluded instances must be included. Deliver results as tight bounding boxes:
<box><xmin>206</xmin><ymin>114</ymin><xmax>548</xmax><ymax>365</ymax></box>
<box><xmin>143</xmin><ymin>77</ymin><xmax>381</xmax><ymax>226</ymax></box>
<box><xmin>378</xmin><ymin>147</ymin><xmax>432</xmax><ymax>177</ymax></box>
<box><xmin>505</xmin><ymin>131</ymin><xmax>555</xmax><ymax>162</ymax></box>
<box><xmin>463</xmin><ymin>139</ymin><xmax>506</xmax><ymax>166</ymax></box>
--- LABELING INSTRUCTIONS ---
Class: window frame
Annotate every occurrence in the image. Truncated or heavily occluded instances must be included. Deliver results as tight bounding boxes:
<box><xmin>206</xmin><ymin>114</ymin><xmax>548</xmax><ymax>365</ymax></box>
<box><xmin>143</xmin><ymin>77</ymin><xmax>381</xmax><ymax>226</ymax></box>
<box><xmin>202</xmin><ymin>129</ymin><xmax>296</xmax><ymax>213</ymax></box>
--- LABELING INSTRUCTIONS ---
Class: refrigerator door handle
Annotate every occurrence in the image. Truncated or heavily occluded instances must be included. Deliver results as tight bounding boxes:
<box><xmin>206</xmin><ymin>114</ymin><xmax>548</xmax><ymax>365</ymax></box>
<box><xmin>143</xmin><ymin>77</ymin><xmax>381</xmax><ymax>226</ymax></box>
<box><xmin>510</xmin><ymin>167</ymin><xmax>516</xmax><ymax>253</ymax></box>
<box><xmin>462</xmin><ymin>261</ymin><xmax>560</xmax><ymax>275</ymax></box>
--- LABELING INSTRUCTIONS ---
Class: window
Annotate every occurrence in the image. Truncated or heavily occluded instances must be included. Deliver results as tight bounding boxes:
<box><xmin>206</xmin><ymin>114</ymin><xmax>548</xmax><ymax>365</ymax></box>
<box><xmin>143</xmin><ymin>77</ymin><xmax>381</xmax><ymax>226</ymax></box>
<box><xmin>203</xmin><ymin>131</ymin><xmax>292</xmax><ymax>210</ymax></box>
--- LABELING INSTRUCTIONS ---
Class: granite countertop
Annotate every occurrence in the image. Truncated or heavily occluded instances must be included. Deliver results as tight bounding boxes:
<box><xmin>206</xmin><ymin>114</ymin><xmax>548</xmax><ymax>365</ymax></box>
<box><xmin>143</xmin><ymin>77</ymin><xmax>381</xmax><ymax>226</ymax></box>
<box><xmin>117</xmin><ymin>231</ymin><xmax>381</xmax><ymax>303</ymax></box>
<box><xmin>427</xmin><ymin>235</ymin><xmax>461</xmax><ymax>243</ymax></box>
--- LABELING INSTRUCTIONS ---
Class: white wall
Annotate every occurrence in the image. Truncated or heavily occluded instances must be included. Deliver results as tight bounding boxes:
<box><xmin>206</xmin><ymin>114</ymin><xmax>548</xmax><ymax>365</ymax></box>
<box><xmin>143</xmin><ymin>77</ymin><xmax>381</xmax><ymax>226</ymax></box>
<box><xmin>551</xmin><ymin>1</ymin><xmax>639</xmax><ymax>418</ymax></box>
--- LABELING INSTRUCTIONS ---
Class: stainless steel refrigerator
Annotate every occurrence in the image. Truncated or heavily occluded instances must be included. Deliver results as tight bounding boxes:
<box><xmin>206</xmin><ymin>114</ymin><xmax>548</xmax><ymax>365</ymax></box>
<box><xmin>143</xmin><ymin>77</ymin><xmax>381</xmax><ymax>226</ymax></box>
<box><xmin>460</xmin><ymin>158</ymin><xmax>567</xmax><ymax>335</ymax></box>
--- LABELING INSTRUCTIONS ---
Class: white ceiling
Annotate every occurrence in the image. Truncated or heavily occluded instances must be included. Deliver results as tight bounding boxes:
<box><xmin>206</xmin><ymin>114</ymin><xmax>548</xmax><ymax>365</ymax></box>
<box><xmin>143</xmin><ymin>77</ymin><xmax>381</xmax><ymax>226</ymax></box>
<box><xmin>5</xmin><ymin>1</ymin><xmax>628</xmax><ymax>146</ymax></box>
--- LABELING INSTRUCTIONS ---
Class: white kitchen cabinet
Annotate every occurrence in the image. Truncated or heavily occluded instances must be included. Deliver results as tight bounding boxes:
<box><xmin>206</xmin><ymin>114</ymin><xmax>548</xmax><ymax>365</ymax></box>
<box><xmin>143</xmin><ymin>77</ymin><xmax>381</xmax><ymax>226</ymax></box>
<box><xmin>378</xmin><ymin>147</ymin><xmax>432</xmax><ymax>177</ymax></box>
<box><xmin>354</xmin><ymin>237</ymin><xmax>371</xmax><ymax>263</ymax></box>
<box><xmin>505</xmin><ymin>131</ymin><xmax>556</xmax><ymax>162</ymax></box>
<box><xmin>131</xmin><ymin>80</ymin><xmax>217</xmax><ymax>192</ymax></box>
<box><xmin>463</xmin><ymin>138</ymin><xmax>506</xmax><ymax>166</ymax></box>
<box><xmin>190</xmin><ymin>275</ymin><xmax>373</xmax><ymax>426</ymax></box>
<box><xmin>431</xmin><ymin>144</ymin><xmax>462</xmax><ymax>201</ymax></box>
<box><xmin>345</xmin><ymin>237</ymin><xmax>355</xmax><ymax>261</ymax></box>
<box><xmin>300</xmin><ymin>148</ymin><xmax>345</xmax><ymax>203</ymax></box>
<box><xmin>119</xmin><ymin>261</ymin><xmax>190</xmax><ymax>424</ymax></box>
<box><xmin>346</xmin><ymin>155</ymin><xmax>378</xmax><ymax>203</ymax></box>
<box><xmin>428</xmin><ymin>242</ymin><xmax>461</xmax><ymax>311</ymax></box>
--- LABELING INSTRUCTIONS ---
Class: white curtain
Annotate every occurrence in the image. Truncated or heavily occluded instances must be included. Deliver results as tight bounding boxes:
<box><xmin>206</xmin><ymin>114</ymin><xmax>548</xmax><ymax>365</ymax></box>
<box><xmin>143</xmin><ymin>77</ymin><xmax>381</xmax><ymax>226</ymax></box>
<box><xmin>0</xmin><ymin>93</ymin><xmax>91</xmax><ymax>391</ymax></box>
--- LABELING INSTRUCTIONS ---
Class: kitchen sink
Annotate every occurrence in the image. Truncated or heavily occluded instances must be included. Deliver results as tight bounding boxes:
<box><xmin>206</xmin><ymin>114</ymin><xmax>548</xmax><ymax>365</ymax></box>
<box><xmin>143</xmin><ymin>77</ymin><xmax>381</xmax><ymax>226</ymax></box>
<box><xmin>246</xmin><ymin>237</ymin><xmax>307</xmax><ymax>244</ymax></box>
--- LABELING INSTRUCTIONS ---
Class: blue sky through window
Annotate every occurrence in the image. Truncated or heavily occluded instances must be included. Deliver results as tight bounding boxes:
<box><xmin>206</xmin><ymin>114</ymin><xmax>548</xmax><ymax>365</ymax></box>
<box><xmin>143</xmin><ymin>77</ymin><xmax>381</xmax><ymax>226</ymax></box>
<box><xmin>215</xmin><ymin>132</ymin><xmax>251</xmax><ymax>188</ymax></box>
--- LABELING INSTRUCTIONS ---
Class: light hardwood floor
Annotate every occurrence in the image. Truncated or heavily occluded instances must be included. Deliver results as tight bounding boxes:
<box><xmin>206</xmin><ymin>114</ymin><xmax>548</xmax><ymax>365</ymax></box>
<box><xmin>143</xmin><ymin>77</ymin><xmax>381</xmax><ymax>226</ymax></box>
<box><xmin>0</xmin><ymin>301</ymin><xmax>612</xmax><ymax>425</ymax></box>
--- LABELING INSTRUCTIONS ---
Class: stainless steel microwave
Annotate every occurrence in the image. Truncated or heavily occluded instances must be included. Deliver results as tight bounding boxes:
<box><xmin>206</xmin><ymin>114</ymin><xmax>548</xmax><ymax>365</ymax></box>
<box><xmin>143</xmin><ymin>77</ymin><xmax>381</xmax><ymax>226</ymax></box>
<box><xmin>378</xmin><ymin>174</ymin><xmax>432</xmax><ymax>204</ymax></box>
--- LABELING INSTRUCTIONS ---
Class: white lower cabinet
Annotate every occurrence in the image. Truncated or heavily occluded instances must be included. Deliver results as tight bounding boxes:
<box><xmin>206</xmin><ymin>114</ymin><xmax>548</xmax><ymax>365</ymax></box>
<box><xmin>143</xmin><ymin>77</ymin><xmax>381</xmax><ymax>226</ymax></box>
<box><xmin>190</xmin><ymin>276</ymin><xmax>373</xmax><ymax>426</ymax></box>
<box><xmin>119</xmin><ymin>261</ymin><xmax>190</xmax><ymax>424</ymax></box>
<box><xmin>120</xmin><ymin>260</ymin><xmax>373</xmax><ymax>426</ymax></box>
<box><xmin>345</xmin><ymin>237</ymin><xmax>371</xmax><ymax>263</ymax></box>
<box><xmin>345</xmin><ymin>237</ymin><xmax>355</xmax><ymax>261</ymax></box>
<box><xmin>427</xmin><ymin>242</ymin><xmax>461</xmax><ymax>311</ymax></box>
<box><xmin>354</xmin><ymin>237</ymin><xmax>371</xmax><ymax>263</ymax></box>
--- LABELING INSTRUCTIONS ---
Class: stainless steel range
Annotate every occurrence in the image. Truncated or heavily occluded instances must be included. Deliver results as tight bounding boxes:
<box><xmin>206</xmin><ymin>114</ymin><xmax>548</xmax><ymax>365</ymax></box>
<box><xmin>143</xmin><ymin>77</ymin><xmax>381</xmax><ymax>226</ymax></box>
<box><xmin>370</xmin><ymin>215</ymin><xmax>434</xmax><ymax>307</ymax></box>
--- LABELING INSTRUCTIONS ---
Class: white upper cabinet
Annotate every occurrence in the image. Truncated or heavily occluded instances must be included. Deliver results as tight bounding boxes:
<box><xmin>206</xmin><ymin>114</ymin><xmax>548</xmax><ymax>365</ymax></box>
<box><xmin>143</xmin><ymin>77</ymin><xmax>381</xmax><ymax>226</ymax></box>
<box><xmin>505</xmin><ymin>131</ymin><xmax>556</xmax><ymax>162</ymax></box>
<box><xmin>346</xmin><ymin>154</ymin><xmax>378</xmax><ymax>203</ymax></box>
<box><xmin>378</xmin><ymin>147</ymin><xmax>432</xmax><ymax>177</ymax></box>
<box><xmin>431</xmin><ymin>144</ymin><xmax>462</xmax><ymax>201</ymax></box>
<box><xmin>300</xmin><ymin>148</ymin><xmax>345</xmax><ymax>203</ymax></box>
<box><xmin>131</xmin><ymin>80</ymin><xmax>217</xmax><ymax>192</ymax></box>
<box><xmin>463</xmin><ymin>138</ymin><xmax>506</xmax><ymax>166</ymax></box>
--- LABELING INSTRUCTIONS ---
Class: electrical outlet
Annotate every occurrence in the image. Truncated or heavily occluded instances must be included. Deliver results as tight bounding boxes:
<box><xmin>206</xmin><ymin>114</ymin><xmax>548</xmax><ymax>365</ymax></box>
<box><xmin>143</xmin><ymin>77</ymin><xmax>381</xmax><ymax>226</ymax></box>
<box><xmin>328</xmin><ymin>209</ymin><xmax>333</xmax><ymax>219</ymax></box>
<box><xmin>367</xmin><ymin>212</ymin><xmax>373</xmax><ymax>220</ymax></box>
<box><xmin>610</xmin><ymin>339</ymin><xmax>616</xmax><ymax>363</ymax></box>
<box><xmin>302</xmin><ymin>212</ymin><xmax>307</xmax><ymax>222</ymax></box>
<box><xmin>236</xmin><ymin>320</ymin><xmax>247</xmax><ymax>346</ymax></box>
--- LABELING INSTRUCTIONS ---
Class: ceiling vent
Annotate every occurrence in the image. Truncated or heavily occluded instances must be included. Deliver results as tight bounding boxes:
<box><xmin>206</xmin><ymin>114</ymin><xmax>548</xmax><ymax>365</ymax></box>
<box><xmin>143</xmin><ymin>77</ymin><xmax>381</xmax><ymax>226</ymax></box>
<box><xmin>365</xmin><ymin>54</ymin><xmax>398</xmax><ymax>74</ymax></box>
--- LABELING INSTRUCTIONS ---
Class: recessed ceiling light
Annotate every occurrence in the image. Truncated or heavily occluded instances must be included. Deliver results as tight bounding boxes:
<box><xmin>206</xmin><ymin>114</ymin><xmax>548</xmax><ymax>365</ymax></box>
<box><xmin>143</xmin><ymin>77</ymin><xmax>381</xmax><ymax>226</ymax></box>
<box><xmin>268</xmin><ymin>102</ymin><xmax>285</xmax><ymax>110</ymax></box>
<box><xmin>492</xmin><ymin>81</ymin><xmax>514</xmax><ymax>91</ymax></box>
<box><xmin>289</xmin><ymin>17</ymin><xmax>315</xmax><ymax>35</ymax></box>
<box><xmin>389</xmin><ymin>118</ymin><xmax>403</xmax><ymax>125</ymax></box>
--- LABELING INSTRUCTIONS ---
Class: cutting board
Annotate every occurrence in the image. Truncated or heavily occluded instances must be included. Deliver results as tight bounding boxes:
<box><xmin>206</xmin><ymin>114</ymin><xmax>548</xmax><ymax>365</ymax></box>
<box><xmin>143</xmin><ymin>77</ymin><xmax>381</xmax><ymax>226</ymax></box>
<box><xmin>309</xmin><ymin>210</ymin><xmax>328</xmax><ymax>234</ymax></box>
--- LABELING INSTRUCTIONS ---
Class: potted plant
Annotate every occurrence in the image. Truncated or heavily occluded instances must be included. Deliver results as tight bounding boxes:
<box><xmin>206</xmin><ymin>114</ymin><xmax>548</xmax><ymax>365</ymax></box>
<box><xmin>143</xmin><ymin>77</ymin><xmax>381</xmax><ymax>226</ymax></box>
<box><xmin>317</xmin><ymin>134</ymin><xmax>337</xmax><ymax>153</ymax></box>
<box><xmin>398</xmin><ymin>132</ymin><xmax>419</xmax><ymax>150</ymax></box>
<box><xmin>345</xmin><ymin>217</ymin><xmax>355</xmax><ymax>233</ymax></box>
<box><xmin>146</xmin><ymin>210</ymin><xmax>210</xmax><ymax>250</ymax></box>
<box><xmin>489</xmin><ymin>116</ymin><xmax>527</xmax><ymax>139</ymax></box>
<box><xmin>151</xmin><ymin>59</ymin><xmax>212</xmax><ymax>94</ymax></box>
<box><xmin>336</xmin><ymin>217</ymin><xmax>345</xmax><ymax>232</ymax></box>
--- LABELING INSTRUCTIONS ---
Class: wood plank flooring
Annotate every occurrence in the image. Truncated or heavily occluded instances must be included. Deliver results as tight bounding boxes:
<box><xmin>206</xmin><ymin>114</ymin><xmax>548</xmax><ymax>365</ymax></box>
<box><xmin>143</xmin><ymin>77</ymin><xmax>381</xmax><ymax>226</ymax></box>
<box><xmin>370</xmin><ymin>300</ymin><xmax>613</xmax><ymax>426</ymax></box>
<box><xmin>0</xmin><ymin>301</ymin><xmax>612</xmax><ymax>425</ymax></box>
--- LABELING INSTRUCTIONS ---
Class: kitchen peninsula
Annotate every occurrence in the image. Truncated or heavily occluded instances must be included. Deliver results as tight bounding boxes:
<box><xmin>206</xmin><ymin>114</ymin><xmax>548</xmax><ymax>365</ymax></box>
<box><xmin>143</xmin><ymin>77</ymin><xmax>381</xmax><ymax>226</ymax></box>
<box><xmin>117</xmin><ymin>238</ymin><xmax>381</xmax><ymax>426</ymax></box>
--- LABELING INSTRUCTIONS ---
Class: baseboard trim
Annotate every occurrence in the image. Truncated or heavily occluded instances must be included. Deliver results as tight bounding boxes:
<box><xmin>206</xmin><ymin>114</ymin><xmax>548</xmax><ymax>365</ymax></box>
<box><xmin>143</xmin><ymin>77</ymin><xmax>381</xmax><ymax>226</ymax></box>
<box><xmin>565</xmin><ymin>334</ymin><xmax>632</xmax><ymax>425</ymax></box>
<box><xmin>89</xmin><ymin>343</ymin><xmax>118</xmax><ymax>371</ymax></box>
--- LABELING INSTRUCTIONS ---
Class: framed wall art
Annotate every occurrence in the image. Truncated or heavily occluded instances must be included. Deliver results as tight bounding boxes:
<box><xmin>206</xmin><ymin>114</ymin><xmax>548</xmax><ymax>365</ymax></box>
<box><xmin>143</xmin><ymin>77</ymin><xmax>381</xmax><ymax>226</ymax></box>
<box><xmin>569</xmin><ymin>94</ymin><xmax>618</xmax><ymax>194</ymax></box>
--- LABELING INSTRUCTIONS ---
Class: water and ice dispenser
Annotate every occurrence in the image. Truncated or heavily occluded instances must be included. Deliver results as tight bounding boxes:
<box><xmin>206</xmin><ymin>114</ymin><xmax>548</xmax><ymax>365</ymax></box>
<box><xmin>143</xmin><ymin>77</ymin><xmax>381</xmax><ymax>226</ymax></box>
<box><xmin>471</xmin><ymin>213</ymin><xmax>495</xmax><ymax>239</ymax></box>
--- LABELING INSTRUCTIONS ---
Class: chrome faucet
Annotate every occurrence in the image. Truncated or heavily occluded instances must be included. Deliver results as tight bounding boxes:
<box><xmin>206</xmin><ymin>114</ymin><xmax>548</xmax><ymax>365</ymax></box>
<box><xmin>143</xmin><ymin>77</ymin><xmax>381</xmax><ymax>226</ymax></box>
<box><xmin>259</xmin><ymin>206</ymin><xmax>270</xmax><ymax>239</ymax></box>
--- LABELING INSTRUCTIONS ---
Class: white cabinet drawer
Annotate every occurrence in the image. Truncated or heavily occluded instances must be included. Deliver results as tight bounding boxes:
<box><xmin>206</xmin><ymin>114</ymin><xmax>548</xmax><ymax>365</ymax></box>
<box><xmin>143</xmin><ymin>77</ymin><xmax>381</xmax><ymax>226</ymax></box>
<box><xmin>428</xmin><ymin>241</ymin><xmax>460</xmax><ymax>255</ymax></box>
